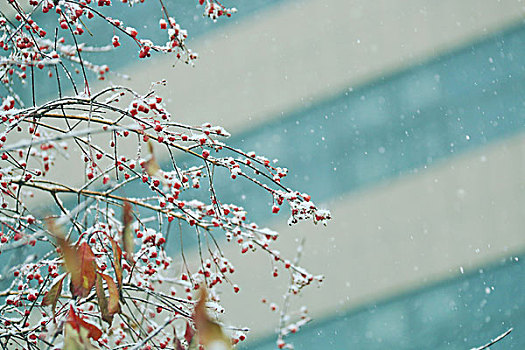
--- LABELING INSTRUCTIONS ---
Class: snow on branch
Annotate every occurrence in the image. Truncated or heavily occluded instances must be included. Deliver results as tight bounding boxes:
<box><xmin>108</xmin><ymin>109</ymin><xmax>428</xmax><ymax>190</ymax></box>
<box><xmin>0</xmin><ymin>0</ymin><xmax>330</xmax><ymax>348</ymax></box>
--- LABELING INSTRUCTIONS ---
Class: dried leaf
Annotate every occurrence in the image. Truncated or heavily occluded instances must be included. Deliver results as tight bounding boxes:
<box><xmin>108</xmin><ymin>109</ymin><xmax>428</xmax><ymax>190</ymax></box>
<box><xmin>50</xmin><ymin>220</ymin><xmax>96</xmax><ymax>299</ymax></box>
<box><xmin>95</xmin><ymin>271</ymin><xmax>120</xmax><ymax>325</ymax></box>
<box><xmin>69</xmin><ymin>242</ymin><xmax>97</xmax><ymax>298</ymax></box>
<box><xmin>99</xmin><ymin>272</ymin><xmax>120</xmax><ymax>315</ymax></box>
<box><xmin>58</xmin><ymin>237</ymin><xmax>79</xmax><ymax>281</ymax></box>
<box><xmin>122</xmin><ymin>201</ymin><xmax>134</xmax><ymax>263</ymax></box>
<box><xmin>109</xmin><ymin>236</ymin><xmax>123</xmax><ymax>291</ymax></box>
<box><xmin>41</xmin><ymin>273</ymin><xmax>66</xmax><ymax>315</ymax></box>
<box><xmin>95</xmin><ymin>273</ymin><xmax>111</xmax><ymax>325</ymax></box>
<box><xmin>193</xmin><ymin>289</ymin><xmax>231</xmax><ymax>350</ymax></box>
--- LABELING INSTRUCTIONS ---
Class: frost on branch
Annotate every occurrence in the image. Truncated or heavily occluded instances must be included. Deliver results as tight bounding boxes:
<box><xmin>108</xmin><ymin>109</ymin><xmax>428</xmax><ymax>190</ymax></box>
<box><xmin>0</xmin><ymin>86</ymin><xmax>329</xmax><ymax>348</ymax></box>
<box><xmin>0</xmin><ymin>0</ymin><xmax>330</xmax><ymax>348</ymax></box>
<box><xmin>0</xmin><ymin>0</ymin><xmax>227</xmax><ymax>90</ymax></box>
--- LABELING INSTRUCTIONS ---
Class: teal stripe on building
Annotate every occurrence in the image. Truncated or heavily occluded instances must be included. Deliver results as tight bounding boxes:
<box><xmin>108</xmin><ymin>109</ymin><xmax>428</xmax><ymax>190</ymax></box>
<box><xmin>196</xmin><ymin>22</ymin><xmax>525</xmax><ymax>219</ymax></box>
<box><xmin>230</xmin><ymin>23</ymin><xmax>525</xmax><ymax>350</ymax></box>
<box><xmin>52</xmin><ymin>21</ymin><xmax>525</xmax><ymax>255</ymax></box>
<box><xmin>243</xmin><ymin>256</ymin><xmax>523</xmax><ymax>349</ymax></box>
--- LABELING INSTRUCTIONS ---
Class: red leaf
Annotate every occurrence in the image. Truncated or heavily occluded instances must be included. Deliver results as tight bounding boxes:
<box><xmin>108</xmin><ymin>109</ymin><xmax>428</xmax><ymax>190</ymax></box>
<box><xmin>67</xmin><ymin>306</ymin><xmax>102</xmax><ymax>341</ymax></box>
<box><xmin>69</xmin><ymin>242</ymin><xmax>97</xmax><ymax>298</ymax></box>
<box><xmin>184</xmin><ymin>320</ymin><xmax>195</xmax><ymax>345</ymax></box>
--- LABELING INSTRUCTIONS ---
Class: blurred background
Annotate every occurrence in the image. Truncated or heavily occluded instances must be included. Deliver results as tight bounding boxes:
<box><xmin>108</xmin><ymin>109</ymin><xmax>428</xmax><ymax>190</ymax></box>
<box><xmin>5</xmin><ymin>0</ymin><xmax>525</xmax><ymax>348</ymax></box>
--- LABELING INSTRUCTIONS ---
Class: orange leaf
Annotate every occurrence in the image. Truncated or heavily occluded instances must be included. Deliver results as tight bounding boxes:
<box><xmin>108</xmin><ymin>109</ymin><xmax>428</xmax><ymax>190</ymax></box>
<box><xmin>57</xmin><ymin>236</ymin><xmax>79</xmax><ymax>279</ymax></box>
<box><xmin>99</xmin><ymin>272</ymin><xmax>120</xmax><ymax>315</ymax></box>
<box><xmin>48</xmin><ymin>220</ymin><xmax>97</xmax><ymax>299</ymax></box>
<box><xmin>122</xmin><ymin>201</ymin><xmax>134</xmax><ymax>264</ymax></box>
<box><xmin>41</xmin><ymin>273</ymin><xmax>66</xmax><ymax>315</ymax></box>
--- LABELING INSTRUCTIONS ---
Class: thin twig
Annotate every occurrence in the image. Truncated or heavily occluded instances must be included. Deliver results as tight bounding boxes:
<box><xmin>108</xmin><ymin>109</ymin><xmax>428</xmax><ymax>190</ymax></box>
<box><xmin>470</xmin><ymin>328</ymin><xmax>513</xmax><ymax>350</ymax></box>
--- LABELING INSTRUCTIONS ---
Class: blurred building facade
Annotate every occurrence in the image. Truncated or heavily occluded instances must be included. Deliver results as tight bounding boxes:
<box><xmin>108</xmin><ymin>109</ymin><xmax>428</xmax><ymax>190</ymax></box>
<box><xmin>146</xmin><ymin>1</ymin><xmax>525</xmax><ymax>348</ymax></box>
<box><xmin>5</xmin><ymin>0</ymin><xmax>525</xmax><ymax>348</ymax></box>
